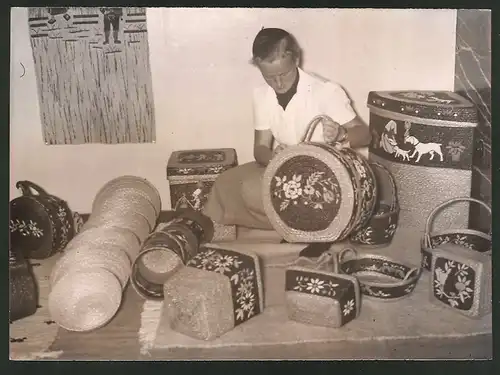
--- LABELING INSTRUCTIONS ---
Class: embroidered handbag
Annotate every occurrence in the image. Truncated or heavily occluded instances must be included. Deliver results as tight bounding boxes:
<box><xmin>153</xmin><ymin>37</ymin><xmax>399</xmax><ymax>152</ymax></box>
<box><xmin>9</xmin><ymin>247</ymin><xmax>37</xmax><ymax>322</ymax></box>
<box><xmin>262</xmin><ymin>115</ymin><xmax>377</xmax><ymax>243</ymax></box>
<box><xmin>10</xmin><ymin>181</ymin><xmax>77</xmax><ymax>259</ymax></box>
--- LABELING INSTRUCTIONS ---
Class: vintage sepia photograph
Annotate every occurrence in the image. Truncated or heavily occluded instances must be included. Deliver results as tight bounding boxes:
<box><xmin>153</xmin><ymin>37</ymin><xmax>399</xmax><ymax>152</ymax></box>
<box><xmin>9</xmin><ymin>7</ymin><xmax>492</xmax><ymax>361</ymax></box>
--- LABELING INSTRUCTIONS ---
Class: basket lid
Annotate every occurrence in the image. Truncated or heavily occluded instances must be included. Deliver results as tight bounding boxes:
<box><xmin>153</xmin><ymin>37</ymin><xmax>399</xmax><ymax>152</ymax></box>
<box><xmin>262</xmin><ymin>144</ymin><xmax>355</xmax><ymax>242</ymax></box>
<box><xmin>367</xmin><ymin>91</ymin><xmax>478</xmax><ymax>124</ymax></box>
<box><xmin>167</xmin><ymin>148</ymin><xmax>238</xmax><ymax>177</ymax></box>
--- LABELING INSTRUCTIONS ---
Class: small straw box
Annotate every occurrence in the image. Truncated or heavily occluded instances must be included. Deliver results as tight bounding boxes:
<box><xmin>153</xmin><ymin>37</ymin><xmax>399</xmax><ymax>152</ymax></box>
<box><xmin>163</xmin><ymin>244</ymin><xmax>263</xmax><ymax>341</ymax></box>
<box><xmin>285</xmin><ymin>259</ymin><xmax>361</xmax><ymax>328</ymax></box>
<box><xmin>166</xmin><ymin>148</ymin><xmax>238</xmax><ymax>242</ymax></box>
<box><xmin>430</xmin><ymin>243</ymin><xmax>492</xmax><ymax>319</ymax></box>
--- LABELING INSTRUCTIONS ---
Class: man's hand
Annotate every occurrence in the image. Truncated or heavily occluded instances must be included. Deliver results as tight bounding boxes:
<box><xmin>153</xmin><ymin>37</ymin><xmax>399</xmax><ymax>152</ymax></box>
<box><xmin>322</xmin><ymin>117</ymin><xmax>342</xmax><ymax>144</ymax></box>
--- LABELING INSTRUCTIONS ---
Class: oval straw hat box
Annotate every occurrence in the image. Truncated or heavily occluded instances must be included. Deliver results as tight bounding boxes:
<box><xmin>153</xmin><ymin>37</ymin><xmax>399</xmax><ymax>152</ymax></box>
<box><xmin>10</xmin><ymin>181</ymin><xmax>76</xmax><ymax>259</ymax></box>
<box><xmin>420</xmin><ymin>197</ymin><xmax>491</xmax><ymax>272</ymax></box>
<box><xmin>262</xmin><ymin>115</ymin><xmax>377</xmax><ymax>243</ymax></box>
<box><xmin>48</xmin><ymin>269</ymin><xmax>123</xmax><ymax>332</ymax></box>
<box><xmin>349</xmin><ymin>162</ymin><xmax>400</xmax><ymax>247</ymax></box>
<box><xmin>92</xmin><ymin>176</ymin><xmax>162</xmax><ymax>216</ymax></box>
<box><xmin>366</xmin><ymin>90</ymin><xmax>479</xmax><ymax>232</ymax></box>
<box><xmin>336</xmin><ymin>248</ymin><xmax>421</xmax><ymax>301</ymax></box>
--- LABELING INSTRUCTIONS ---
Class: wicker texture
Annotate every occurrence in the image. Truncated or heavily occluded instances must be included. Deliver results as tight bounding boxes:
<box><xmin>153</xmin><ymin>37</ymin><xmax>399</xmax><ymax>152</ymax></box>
<box><xmin>48</xmin><ymin>269</ymin><xmax>122</xmax><ymax>332</ymax></box>
<box><xmin>47</xmin><ymin>176</ymin><xmax>160</xmax><ymax>332</ymax></box>
<box><xmin>350</xmin><ymin>162</ymin><xmax>400</xmax><ymax>247</ymax></box>
<box><xmin>262</xmin><ymin>115</ymin><xmax>377</xmax><ymax>243</ymax></box>
<box><xmin>420</xmin><ymin>197</ymin><xmax>491</xmax><ymax>272</ymax></box>
<box><xmin>162</xmin><ymin>245</ymin><xmax>264</xmax><ymax>341</ymax></box>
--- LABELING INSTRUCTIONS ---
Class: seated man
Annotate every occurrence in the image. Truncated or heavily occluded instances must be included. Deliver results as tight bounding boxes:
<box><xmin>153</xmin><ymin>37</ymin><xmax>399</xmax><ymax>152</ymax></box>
<box><xmin>203</xmin><ymin>27</ymin><xmax>371</xmax><ymax>236</ymax></box>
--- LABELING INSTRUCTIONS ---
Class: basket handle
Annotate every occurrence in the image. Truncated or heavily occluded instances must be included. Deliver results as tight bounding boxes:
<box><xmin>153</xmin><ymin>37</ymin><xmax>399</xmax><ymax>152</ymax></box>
<box><xmin>402</xmin><ymin>267</ymin><xmax>420</xmax><ymax>282</ymax></box>
<box><xmin>299</xmin><ymin>114</ymin><xmax>345</xmax><ymax>145</ymax></box>
<box><xmin>335</xmin><ymin>247</ymin><xmax>358</xmax><ymax>272</ymax></box>
<box><xmin>15</xmin><ymin>180</ymin><xmax>49</xmax><ymax>197</ymax></box>
<box><xmin>369</xmin><ymin>162</ymin><xmax>398</xmax><ymax>211</ymax></box>
<box><xmin>423</xmin><ymin>197</ymin><xmax>492</xmax><ymax>248</ymax></box>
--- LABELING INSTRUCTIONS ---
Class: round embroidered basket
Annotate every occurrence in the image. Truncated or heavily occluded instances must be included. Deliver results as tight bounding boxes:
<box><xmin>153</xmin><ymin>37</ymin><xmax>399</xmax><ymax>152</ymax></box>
<box><xmin>262</xmin><ymin>115</ymin><xmax>377</xmax><ymax>243</ymax></box>
<box><xmin>48</xmin><ymin>269</ymin><xmax>122</xmax><ymax>332</ymax></box>
<box><xmin>336</xmin><ymin>248</ymin><xmax>421</xmax><ymax>301</ymax></box>
<box><xmin>92</xmin><ymin>176</ymin><xmax>162</xmax><ymax>216</ymax></box>
<box><xmin>420</xmin><ymin>197</ymin><xmax>491</xmax><ymax>271</ymax></box>
<box><xmin>130</xmin><ymin>232</ymin><xmax>187</xmax><ymax>300</ymax></box>
<box><xmin>349</xmin><ymin>162</ymin><xmax>400</xmax><ymax>247</ymax></box>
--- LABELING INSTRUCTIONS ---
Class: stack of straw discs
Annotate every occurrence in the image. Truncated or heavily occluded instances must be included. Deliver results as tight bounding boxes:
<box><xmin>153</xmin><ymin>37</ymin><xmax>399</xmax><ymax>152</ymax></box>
<box><xmin>48</xmin><ymin>176</ymin><xmax>161</xmax><ymax>332</ymax></box>
<box><xmin>130</xmin><ymin>210</ymin><xmax>214</xmax><ymax>300</ymax></box>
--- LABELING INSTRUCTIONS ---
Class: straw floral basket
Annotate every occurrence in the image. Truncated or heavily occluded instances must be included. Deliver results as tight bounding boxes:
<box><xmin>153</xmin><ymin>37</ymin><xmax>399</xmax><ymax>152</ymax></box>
<box><xmin>420</xmin><ymin>197</ymin><xmax>491</xmax><ymax>272</ymax></box>
<box><xmin>349</xmin><ymin>162</ymin><xmax>400</xmax><ymax>247</ymax></box>
<box><xmin>10</xmin><ymin>181</ymin><xmax>77</xmax><ymax>259</ymax></box>
<box><xmin>262</xmin><ymin>115</ymin><xmax>377</xmax><ymax>243</ymax></box>
<box><xmin>48</xmin><ymin>269</ymin><xmax>123</xmax><ymax>332</ymax></box>
<box><xmin>336</xmin><ymin>248</ymin><xmax>421</xmax><ymax>301</ymax></box>
<box><xmin>285</xmin><ymin>251</ymin><xmax>361</xmax><ymax>328</ymax></box>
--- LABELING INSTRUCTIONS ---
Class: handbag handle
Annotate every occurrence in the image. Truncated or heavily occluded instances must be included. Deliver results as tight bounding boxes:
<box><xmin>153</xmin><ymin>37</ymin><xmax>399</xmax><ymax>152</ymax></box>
<box><xmin>16</xmin><ymin>181</ymin><xmax>49</xmax><ymax>197</ymax></box>
<box><xmin>299</xmin><ymin>114</ymin><xmax>346</xmax><ymax>145</ymax></box>
<box><xmin>369</xmin><ymin>162</ymin><xmax>399</xmax><ymax>212</ymax></box>
<box><xmin>335</xmin><ymin>247</ymin><xmax>359</xmax><ymax>272</ymax></box>
<box><xmin>423</xmin><ymin>197</ymin><xmax>492</xmax><ymax>249</ymax></box>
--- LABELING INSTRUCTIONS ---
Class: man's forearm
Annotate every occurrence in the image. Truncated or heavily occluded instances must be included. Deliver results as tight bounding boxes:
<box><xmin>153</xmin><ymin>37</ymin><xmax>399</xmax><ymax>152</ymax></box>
<box><xmin>254</xmin><ymin>145</ymin><xmax>273</xmax><ymax>167</ymax></box>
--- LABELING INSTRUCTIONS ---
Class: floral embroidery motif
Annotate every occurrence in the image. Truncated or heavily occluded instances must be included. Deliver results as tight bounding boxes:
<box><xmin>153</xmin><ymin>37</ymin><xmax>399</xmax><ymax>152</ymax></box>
<box><xmin>430</xmin><ymin>234</ymin><xmax>487</xmax><ymax>251</ymax></box>
<box><xmin>433</xmin><ymin>258</ymin><xmax>475</xmax><ymax>310</ymax></box>
<box><xmin>271</xmin><ymin>172</ymin><xmax>341</xmax><ymax>212</ymax></box>
<box><xmin>178</xmin><ymin>151</ymin><xmax>226</xmax><ymax>163</ymax></box>
<box><xmin>292</xmin><ymin>275</ymin><xmax>339</xmax><ymax>297</ymax></box>
<box><xmin>10</xmin><ymin>219</ymin><xmax>44</xmax><ymax>238</ymax></box>
<box><xmin>342</xmin><ymin>299</ymin><xmax>355</xmax><ymax>316</ymax></box>
<box><xmin>187</xmin><ymin>248</ymin><xmax>260</xmax><ymax>323</ymax></box>
<box><xmin>446</xmin><ymin>140</ymin><xmax>467</xmax><ymax>162</ymax></box>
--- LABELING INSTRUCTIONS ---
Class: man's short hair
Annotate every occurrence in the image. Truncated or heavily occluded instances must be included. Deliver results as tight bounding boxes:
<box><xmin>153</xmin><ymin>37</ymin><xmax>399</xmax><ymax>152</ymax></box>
<box><xmin>251</xmin><ymin>27</ymin><xmax>301</xmax><ymax>64</ymax></box>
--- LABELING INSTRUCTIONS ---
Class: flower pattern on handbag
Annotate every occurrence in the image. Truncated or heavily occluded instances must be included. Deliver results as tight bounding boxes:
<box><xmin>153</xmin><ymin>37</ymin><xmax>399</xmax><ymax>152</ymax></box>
<box><xmin>187</xmin><ymin>248</ymin><xmax>261</xmax><ymax>324</ymax></box>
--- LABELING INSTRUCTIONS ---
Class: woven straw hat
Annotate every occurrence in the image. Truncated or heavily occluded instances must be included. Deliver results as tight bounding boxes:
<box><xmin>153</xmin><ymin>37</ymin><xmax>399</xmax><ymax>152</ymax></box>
<box><xmin>92</xmin><ymin>188</ymin><xmax>158</xmax><ymax>229</ymax></box>
<box><xmin>92</xmin><ymin>176</ymin><xmax>161</xmax><ymax>215</ymax></box>
<box><xmin>50</xmin><ymin>245</ymin><xmax>131</xmax><ymax>289</ymax></box>
<box><xmin>48</xmin><ymin>268</ymin><xmax>122</xmax><ymax>332</ymax></box>
<box><xmin>66</xmin><ymin>226</ymin><xmax>141</xmax><ymax>262</ymax></box>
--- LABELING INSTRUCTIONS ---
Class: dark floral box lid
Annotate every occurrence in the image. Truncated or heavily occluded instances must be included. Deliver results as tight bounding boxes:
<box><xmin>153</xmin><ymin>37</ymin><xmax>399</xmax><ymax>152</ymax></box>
<box><xmin>167</xmin><ymin>148</ymin><xmax>238</xmax><ymax>177</ymax></box>
<box><xmin>367</xmin><ymin>91</ymin><xmax>478</xmax><ymax>123</ymax></box>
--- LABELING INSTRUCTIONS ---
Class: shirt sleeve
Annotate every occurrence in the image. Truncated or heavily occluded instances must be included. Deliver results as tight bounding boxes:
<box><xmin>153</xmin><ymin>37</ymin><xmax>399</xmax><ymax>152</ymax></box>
<box><xmin>252</xmin><ymin>87</ymin><xmax>272</xmax><ymax>131</ymax></box>
<box><xmin>320</xmin><ymin>82</ymin><xmax>357</xmax><ymax>126</ymax></box>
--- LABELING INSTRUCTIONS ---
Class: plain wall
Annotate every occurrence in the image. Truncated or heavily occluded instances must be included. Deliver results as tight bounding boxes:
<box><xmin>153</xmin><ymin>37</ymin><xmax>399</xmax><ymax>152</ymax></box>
<box><xmin>10</xmin><ymin>8</ymin><xmax>458</xmax><ymax>213</ymax></box>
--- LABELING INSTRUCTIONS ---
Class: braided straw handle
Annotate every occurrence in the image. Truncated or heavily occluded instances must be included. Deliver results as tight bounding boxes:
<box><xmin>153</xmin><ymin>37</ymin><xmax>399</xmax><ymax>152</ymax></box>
<box><xmin>369</xmin><ymin>162</ymin><xmax>399</xmax><ymax>212</ymax></box>
<box><xmin>299</xmin><ymin>114</ymin><xmax>346</xmax><ymax>145</ymax></box>
<box><xmin>423</xmin><ymin>197</ymin><xmax>492</xmax><ymax>249</ymax></box>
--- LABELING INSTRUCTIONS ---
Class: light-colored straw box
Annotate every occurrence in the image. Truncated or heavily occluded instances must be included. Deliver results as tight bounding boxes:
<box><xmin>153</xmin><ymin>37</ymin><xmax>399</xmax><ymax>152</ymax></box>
<box><xmin>285</xmin><ymin>266</ymin><xmax>361</xmax><ymax>328</ymax></box>
<box><xmin>163</xmin><ymin>244</ymin><xmax>263</xmax><ymax>341</ymax></box>
<box><xmin>166</xmin><ymin>148</ymin><xmax>238</xmax><ymax>241</ymax></box>
<box><xmin>430</xmin><ymin>242</ymin><xmax>491</xmax><ymax>319</ymax></box>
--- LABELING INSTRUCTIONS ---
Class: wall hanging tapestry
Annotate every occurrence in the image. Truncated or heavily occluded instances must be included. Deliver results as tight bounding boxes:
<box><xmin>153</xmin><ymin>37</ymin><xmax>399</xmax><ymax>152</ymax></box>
<box><xmin>28</xmin><ymin>7</ymin><xmax>156</xmax><ymax>144</ymax></box>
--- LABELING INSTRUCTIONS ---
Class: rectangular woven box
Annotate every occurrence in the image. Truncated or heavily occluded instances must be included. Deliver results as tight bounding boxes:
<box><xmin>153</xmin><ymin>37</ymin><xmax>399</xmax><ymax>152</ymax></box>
<box><xmin>163</xmin><ymin>244</ymin><xmax>264</xmax><ymax>341</ymax></box>
<box><xmin>430</xmin><ymin>242</ymin><xmax>491</xmax><ymax>319</ymax></box>
<box><xmin>285</xmin><ymin>266</ymin><xmax>360</xmax><ymax>328</ymax></box>
<box><xmin>367</xmin><ymin>91</ymin><xmax>478</xmax><ymax>232</ymax></box>
<box><xmin>166</xmin><ymin>148</ymin><xmax>238</xmax><ymax>242</ymax></box>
